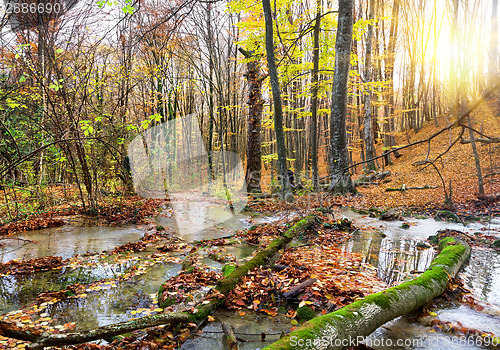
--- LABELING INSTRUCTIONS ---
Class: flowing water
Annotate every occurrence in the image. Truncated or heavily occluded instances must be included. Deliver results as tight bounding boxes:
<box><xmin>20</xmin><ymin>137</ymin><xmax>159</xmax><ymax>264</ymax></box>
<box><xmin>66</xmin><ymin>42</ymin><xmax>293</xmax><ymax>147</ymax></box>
<box><xmin>0</xmin><ymin>206</ymin><xmax>499</xmax><ymax>349</ymax></box>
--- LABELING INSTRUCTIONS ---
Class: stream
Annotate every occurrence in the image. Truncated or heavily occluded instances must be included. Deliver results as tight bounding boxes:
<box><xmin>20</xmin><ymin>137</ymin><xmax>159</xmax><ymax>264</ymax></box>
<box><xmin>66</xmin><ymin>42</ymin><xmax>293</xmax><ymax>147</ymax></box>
<box><xmin>0</xmin><ymin>204</ymin><xmax>499</xmax><ymax>349</ymax></box>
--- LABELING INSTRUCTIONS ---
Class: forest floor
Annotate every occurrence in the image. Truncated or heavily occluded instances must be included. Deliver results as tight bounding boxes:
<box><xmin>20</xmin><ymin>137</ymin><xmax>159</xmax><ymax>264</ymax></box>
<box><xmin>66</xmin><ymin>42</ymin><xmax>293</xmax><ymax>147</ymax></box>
<box><xmin>343</xmin><ymin>114</ymin><xmax>500</xmax><ymax>214</ymax></box>
<box><xmin>0</xmin><ymin>117</ymin><xmax>499</xmax><ymax>349</ymax></box>
<box><xmin>258</xmin><ymin>113</ymin><xmax>500</xmax><ymax>217</ymax></box>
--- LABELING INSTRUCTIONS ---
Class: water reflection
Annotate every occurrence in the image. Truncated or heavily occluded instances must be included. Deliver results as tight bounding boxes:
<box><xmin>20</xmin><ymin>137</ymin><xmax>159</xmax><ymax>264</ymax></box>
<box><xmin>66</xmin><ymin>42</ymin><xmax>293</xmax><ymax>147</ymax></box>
<box><xmin>461</xmin><ymin>249</ymin><xmax>500</xmax><ymax>305</ymax></box>
<box><xmin>0</xmin><ymin>224</ymin><xmax>144</xmax><ymax>263</ymax></box>
<box><xmin>339</xmin><ymin>230</ymin><xmax>435</xmax><ymax>285</ymax></box>
<box><xmin>155</xmin><ymin>201</ymin><xmax>273</xmax><ymax>242</ymax></box>
<box><xmin>0</xmin><ymin>259</ymin><xmax>138</xmax><ymax>314</ymax></box>
<box><xmin>44</xmin><ymin>262</ymin><xmax>181</xmax><ymax>331</ymax></box>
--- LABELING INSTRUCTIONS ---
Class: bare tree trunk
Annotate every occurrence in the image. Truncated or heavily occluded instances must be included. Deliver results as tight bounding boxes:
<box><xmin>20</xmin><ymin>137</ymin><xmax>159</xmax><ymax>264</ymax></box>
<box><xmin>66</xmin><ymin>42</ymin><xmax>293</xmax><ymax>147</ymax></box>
<box><xmin>262</xmin><ymin>0</ymin><xmax>293</xmax><ymax>201</ymax></box>
<box><xmin>207</xmin><ymin>4</ymin><xmax>215</xmax><ymax>181</ymax></box>
<box><xmin>466</xmin><ymin>113</ymin><xmax>485</xmax><ymax>195</ymax></box>
<box><xmin>328</xmin><ymin>0</ymin><xmax>356</xmax><ymax>194</ymax></box>
<box><xmin>363</xmin><ymin>0</ymin><xmax>377</xmax><ymax>171</ymax></box>
<box><xmin>310</xmin><ymin>0</ymin><xmax>321</xmax><ymax>191</ymax></box>
<box><xmin>383</xmin><ymin>0</ymin><xmax>401</xmax><ymax>166</ymax></box>
<box><xmin>489</xmin><ymin>0</ymin><xmax>499</xmax><ymax>83</ymax></box>
<box><xmin>240</xmin><ymin>49</ymin><xmax>264</xmax><ymax>194</ymax></box>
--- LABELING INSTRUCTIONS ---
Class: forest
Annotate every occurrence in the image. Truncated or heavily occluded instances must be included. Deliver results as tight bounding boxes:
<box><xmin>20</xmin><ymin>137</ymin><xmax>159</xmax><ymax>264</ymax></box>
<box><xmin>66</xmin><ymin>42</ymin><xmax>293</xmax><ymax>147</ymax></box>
<box><xmin>0</xmin><ymin>0</ymin><xmax>499</xmax><ymax>349</ymax></box>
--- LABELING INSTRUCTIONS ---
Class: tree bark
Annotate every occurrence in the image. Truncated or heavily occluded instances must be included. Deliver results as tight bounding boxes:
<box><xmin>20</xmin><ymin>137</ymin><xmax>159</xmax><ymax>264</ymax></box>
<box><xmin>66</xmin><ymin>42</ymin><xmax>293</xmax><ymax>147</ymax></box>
<box><xmin>328</xmin><ymin>0</ymin><xmax>356</xmax><ymax>194</ymax></box>
<box><xmin>240</xmin><ymin>48</ymin><xmax>264</xmax><ymax>194</ymax></box>
<box><xmin>283</xmin><ymin>278</ymin><xmax>317</xmax><ymax>298</ymax></box>
<box><xmin>262</xmin><ymin>0</ymin><xmax>293</xmax><ymax>201</ymax></box>
<box><xmin>489</xmin><ymin>0</ymin><xmax>499</xmax><ymax>83</ymax></box>
<box><xmin>310</xmin><ymin>0</ymin><xmax>321</xmax><ymax>191</ymax></box>
<box><xmin>263</xmin><ymin>237</ymin><xmax>471</xmax><ymax>350</ymax></box>
<box><xmin>363</xmin><ymin>0</ymin><xmax>377</xmax><ymax>171</ymax></box>
<box><xmin>466</xmin><ymin>114</ymin><xmax>485</xmax><ymax>195</ymax></box>
<box><xmin>382</xmin><ymin>0</ymin><xmax>400</xmax><ymax>166</ymax></box>
<box><xmin>222</xmin><ymin>322</ymin><xmax>239</xmax><ymax>350</ymax></box>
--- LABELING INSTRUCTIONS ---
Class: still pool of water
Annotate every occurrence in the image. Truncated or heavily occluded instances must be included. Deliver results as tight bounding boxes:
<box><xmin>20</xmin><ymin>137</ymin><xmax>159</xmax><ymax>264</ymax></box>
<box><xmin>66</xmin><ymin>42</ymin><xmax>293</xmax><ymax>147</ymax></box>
<box><xmin>0</xmin><ymin>224</ymin><xmax>144</xmax><ymax>263</ymax></box>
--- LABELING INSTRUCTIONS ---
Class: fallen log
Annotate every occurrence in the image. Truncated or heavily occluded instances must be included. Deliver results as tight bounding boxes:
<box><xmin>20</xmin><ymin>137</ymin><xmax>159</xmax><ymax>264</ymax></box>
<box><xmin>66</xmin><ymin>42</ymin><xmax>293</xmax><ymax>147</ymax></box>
<box><xmin>0</xmin><ymin>215</ymin><xmax>317</xmax><ymax>349</ymax></box>
<box><xmin>283</xmin><ymin>278</ymin><xmax>317</xmax><ymax>298</ymax></box>
<box><xmin>354</xmin><ymin>171</ymin><xmax>392</xmax><ymax>187</ymax></box>
<box><xmin>0</xmin><ymin>313</ymin><xmax>189</xmax><ymax>350</ymax></box>
<box><xmin>177</xmin><ymin>215</ymin><xmax>318</xmax><ymax>320</ymax></box>
<box><xmin>460</xmin><ymin>137</ymin><xmax>500</xmax><ymax>144</ymax></box>
<box><xmin>222</xmin><ymin>322</ymin><xmax>239</xmax><ymax>350</ymax></box>
<box><xmin>263</xmin><ymin>236</ymin><xmax>471</xmax><ymax>350</ymax></box>
<box><xmin>385</xmin><ymin>185</ymin><xmax>438</xmax><ymax>192</ymax></box>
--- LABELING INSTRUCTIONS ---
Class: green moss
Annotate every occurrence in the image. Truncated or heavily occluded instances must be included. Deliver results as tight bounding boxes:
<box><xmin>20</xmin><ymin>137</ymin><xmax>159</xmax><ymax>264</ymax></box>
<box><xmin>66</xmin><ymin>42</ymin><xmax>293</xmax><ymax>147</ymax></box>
<box><xmin>158</xmin><ymin>297</ymin><xmax>176</xmax><ymax>309</ymax></box>
<box><xmin>414</xmin><ymin>215</ymin><xmax>428</xmax><ymax>219</ymax></box>
<box><xmin>354</xmin><ymin>208</ymin><xmax>370</xmax><ymax>215</ymax></box>
<box><xmin>464</xmin><ymin>215</ymin><xmax>481</xmax><ymax>223</ymax></box>
<box><xmin>386</xmin><ymin>290</ymin><xmax>400</xmax><ymax>301</ymax></box>
<box><xmin>297</xmin><ymin>306</ymin><xmax>316</xmax><ymax>321</ymax></box>
<box><xmin>157</xmin><ymin>285</ymin><xmax>165</xmax><ymax>302</ymax></box>
<box><xmin>438</xmin><ymin>237</ymin><xmax>458</xmax><ymax>251</ymax></box>
<box><xmin>222</xmin><ymin>264</ymin><xmax>237</xmax><ymax>277</ymax></box>
<box><xmin>361</xmin><ymin>291</ymin><xmax>397</xmax><ymax>310</ymax></box>
<box><xmin>435</xmin><ymin>210</ymin><xmax>461</xmax><ymax>223</ymax></box>
<box><xmin>400</xmin><ymin>223</ymin><xmax>410</xmax><ymax>229</ymax></box>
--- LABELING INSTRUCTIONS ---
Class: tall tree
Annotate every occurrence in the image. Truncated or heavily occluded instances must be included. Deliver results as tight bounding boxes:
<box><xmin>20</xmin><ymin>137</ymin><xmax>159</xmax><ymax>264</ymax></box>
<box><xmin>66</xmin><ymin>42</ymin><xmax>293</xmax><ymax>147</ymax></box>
<box><xmin>310</xmin><ymin>0</ymin><xmax>321</xmax><ymax>191</ymax></box>
<box><xmin>363</xmin><ymin>0</ymin><xmax>377</xmax><ymax>171</ymax></box>
<box><xmin>382</xmin><ymin>0</ymin><xmax>401</xmax><ymax>166</ymax></box>
<box><xmin>328</xmin><ymin>0</ymin><xmax>356</xmax><ymax>194</ymax></box>
<box><xmin>262</xmin><ymin>0</ymin><xmax>293</xmax><ymax>201</ymax></box>
<box><xmin>489</xmin><ymin>0</ymin><xmax>499</xmax><ymax>83</ymax></box>
<box><xmin>240</xmin><ymin>48</ymin><xmax>264</xmax><ymax>194</ymax></box>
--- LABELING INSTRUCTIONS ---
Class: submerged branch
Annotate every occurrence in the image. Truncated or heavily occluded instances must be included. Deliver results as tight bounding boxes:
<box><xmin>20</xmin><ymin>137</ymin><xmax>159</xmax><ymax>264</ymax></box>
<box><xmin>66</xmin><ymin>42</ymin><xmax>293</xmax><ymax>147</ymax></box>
<box><xmin>0</xmin><ymin>313</ymin><xmax>189</xmax><ymax>350</ymax></box>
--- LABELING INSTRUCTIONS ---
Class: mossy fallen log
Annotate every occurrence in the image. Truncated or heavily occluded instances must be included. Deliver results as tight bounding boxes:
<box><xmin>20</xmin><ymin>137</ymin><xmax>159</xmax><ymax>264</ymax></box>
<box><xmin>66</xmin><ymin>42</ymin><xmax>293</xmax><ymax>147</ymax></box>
<box><xmin>263</xmin><ymin>236</ymin><xmax>471</xmax><ymax>350</ymax></box>
<box><xmin>179</xmin><ymin>215</ymin><xmax>317</xmax><ymax>321</ymax></box>
<box><xmin>0</xmin><ymin>312</ymin><xmax>189</xmax><ymax>350</ymax></box>
<box><xmin>0</xmin><ymin>215</ymin><xmax>317</xmax><ymax>349</ymax></box>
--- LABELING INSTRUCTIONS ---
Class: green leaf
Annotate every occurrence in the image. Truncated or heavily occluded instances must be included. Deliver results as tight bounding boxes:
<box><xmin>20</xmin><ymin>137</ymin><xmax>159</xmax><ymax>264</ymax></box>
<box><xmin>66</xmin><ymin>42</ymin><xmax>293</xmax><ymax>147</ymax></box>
<box><xmin>123</xmin><ymin>4</ymin><xmax>134</xmax><ymax>14</ymax></box>
<box><xmin>149</xmin><ymin>113</ymin><xmax>161</xmax><ymax>122</ymax></box>
<box><xmin>141</xmin><ymin>120</ymin><xmax>150</xmax><ymax>130</ymax></box>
